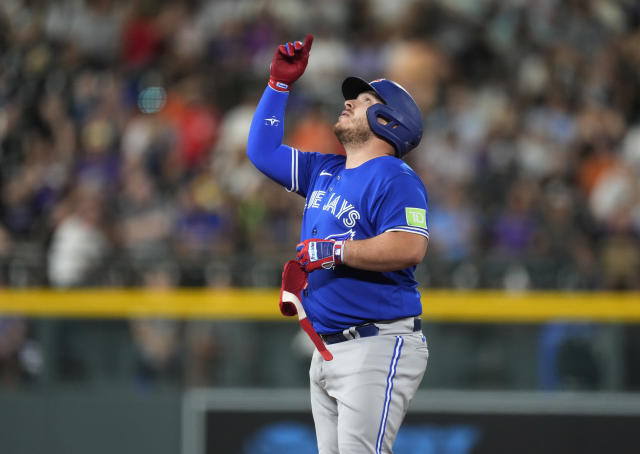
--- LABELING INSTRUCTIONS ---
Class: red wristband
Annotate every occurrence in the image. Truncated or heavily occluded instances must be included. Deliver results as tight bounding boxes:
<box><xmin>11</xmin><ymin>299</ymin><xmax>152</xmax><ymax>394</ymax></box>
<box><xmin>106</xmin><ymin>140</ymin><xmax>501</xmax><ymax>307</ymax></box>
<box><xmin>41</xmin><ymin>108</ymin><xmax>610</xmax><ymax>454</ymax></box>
<box><xmin>269</xmin><ymin>77</ymin><xmax>290</xmax><ymax>92</ymax></box>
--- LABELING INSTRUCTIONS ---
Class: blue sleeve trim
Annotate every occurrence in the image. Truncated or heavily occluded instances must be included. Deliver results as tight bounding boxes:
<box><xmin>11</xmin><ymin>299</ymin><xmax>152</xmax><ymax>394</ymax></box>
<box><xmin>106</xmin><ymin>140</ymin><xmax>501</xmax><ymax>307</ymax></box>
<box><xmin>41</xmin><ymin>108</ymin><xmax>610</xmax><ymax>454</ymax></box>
<box><xmin>287</xmin><ymin>147</ymin><xmax>299</xmax><ymax>193</ymax></box>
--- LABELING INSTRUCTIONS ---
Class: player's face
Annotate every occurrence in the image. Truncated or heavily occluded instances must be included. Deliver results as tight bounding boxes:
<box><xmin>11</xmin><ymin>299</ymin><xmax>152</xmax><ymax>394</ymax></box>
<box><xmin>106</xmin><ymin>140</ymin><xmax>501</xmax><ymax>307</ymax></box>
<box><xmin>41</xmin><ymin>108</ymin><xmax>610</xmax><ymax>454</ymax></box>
<box><xmin>334</xmin><ymin>91</ymin><xmax>382</xmax><ymax>147</ymax></box>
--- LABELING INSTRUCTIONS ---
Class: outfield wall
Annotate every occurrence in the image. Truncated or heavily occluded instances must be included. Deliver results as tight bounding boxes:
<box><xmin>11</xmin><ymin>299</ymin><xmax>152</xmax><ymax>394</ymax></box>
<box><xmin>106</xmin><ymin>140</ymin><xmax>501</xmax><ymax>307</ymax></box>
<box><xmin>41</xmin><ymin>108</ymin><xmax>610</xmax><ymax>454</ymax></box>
<box><xmin>1</xmin><ymin>289</ymin><xmax>639</xmax><ymax>322</ymax></box>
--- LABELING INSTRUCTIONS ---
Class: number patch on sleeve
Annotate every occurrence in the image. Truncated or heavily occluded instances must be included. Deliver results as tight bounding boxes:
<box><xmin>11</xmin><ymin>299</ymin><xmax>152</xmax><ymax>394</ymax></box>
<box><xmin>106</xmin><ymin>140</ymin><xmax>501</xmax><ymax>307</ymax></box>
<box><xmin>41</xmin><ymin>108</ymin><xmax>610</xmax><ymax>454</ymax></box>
<box><xmin>405</xmin><ymin>208</ymin><xmax>427</xmax><ymax>228</ymax></box>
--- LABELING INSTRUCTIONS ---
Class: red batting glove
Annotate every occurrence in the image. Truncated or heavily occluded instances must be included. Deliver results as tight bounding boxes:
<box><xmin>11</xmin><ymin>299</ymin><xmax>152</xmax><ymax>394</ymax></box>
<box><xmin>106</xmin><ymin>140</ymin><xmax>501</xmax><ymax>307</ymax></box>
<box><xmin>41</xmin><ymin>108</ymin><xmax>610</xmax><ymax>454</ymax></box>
<box><xmin>296</xmin><ymin>238</ymin><xmax>345</xmax><ymax>272</ymax></box>
<box><xmin>269</xmin><ymin>34</ymin><xmax>313</xmax><ymax>92</ymax></box>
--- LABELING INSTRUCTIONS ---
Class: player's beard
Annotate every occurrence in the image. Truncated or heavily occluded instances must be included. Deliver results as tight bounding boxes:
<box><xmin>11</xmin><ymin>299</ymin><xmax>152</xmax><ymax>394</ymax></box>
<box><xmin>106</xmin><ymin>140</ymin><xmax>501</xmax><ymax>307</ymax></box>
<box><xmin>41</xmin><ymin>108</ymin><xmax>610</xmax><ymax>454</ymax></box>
<box><xmin>334</xmin><ymin>115</ymin><xmax>372</xmax><ymax>148</ymax></box>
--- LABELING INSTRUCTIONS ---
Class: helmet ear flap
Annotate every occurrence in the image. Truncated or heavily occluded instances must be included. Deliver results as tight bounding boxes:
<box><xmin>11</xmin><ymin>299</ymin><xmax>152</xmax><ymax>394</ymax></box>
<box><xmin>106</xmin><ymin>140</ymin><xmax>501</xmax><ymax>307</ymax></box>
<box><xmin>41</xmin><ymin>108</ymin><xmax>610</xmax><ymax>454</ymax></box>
<box><xmin>366</xmin><ymin>104</ymin><xmax>410</xmax><ymax>157</ymax></box>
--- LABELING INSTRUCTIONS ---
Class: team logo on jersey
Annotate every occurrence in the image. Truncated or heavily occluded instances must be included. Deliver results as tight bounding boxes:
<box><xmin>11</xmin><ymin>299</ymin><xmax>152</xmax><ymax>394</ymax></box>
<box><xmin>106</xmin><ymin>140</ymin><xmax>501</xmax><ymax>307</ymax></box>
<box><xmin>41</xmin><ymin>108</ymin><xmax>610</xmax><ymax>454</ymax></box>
<box><xmin>264</xmin><ymin>117</ymin><xmax>280</xmax><ymax>126</ymax></box>
<box><xmin>325</xmin><ymin>229</ymin><xmax>356</xmax><ymax>241</ymax></box>
<box><xmin>405</xmin><ymin>207</ymin><xmax>427</xmax><ymax>228</ymax></box>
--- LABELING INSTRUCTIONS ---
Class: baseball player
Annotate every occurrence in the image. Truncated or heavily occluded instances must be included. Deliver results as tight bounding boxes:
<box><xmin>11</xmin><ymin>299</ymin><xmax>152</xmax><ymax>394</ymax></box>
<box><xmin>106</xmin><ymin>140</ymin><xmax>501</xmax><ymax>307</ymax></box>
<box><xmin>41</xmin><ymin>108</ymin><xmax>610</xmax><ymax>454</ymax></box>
<box><xmin>247</xmin><ymin>34</ymin><xmax>430</xmax><ymax>454</ymax></box>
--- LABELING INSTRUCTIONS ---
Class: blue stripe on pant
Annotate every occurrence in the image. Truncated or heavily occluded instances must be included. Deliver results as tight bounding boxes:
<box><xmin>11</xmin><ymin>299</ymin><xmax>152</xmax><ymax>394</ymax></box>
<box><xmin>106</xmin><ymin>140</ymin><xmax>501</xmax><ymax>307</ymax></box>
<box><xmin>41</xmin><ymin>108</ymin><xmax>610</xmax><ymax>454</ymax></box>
<box><xmin>375</xmin><ymin>335</ymin><xmax>404</xmax><ymax>454</ymax></box>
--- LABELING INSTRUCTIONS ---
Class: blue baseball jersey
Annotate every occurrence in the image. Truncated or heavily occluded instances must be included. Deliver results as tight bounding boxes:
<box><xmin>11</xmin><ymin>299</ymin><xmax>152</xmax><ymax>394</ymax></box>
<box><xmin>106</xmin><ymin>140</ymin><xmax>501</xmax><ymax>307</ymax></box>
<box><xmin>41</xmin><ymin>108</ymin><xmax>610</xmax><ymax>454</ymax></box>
<box><xmin>248</xmin><ymin>87</ymin><xmax>429</xmax><ymax>333</ymax></box>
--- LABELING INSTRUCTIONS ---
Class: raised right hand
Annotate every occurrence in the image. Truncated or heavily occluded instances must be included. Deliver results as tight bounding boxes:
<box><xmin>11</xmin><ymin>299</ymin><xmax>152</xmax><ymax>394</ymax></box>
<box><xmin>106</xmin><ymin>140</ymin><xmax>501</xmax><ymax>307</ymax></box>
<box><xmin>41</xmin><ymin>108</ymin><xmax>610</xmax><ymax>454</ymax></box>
<box><xmin>269</xmin><ymin>34</ymin><xmax>314</xmax><ymax>92</ymax></box>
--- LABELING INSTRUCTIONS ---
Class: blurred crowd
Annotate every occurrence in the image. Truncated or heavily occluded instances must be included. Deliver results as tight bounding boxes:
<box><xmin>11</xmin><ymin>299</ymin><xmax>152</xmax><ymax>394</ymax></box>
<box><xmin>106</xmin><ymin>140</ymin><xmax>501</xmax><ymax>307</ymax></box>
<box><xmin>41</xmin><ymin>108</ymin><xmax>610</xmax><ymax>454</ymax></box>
<box><xmin>1</xmin><ymin>0</ymin><xmax>640</xmax><ymax>386</ymax></box>
<box><xmin>1</xmin><ymin>0</ymin><xmax>640</xmax><ymax>292</ymax></box>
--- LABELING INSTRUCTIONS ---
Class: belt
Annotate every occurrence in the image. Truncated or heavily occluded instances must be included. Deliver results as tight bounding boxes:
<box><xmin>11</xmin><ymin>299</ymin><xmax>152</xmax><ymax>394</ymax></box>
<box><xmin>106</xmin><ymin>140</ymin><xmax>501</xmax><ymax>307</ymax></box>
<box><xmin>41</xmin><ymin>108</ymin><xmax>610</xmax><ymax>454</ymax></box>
<box><xmin>321</xmin><ymin>318</ymin><xmax>422</xmax><ymax>345</ymax></box>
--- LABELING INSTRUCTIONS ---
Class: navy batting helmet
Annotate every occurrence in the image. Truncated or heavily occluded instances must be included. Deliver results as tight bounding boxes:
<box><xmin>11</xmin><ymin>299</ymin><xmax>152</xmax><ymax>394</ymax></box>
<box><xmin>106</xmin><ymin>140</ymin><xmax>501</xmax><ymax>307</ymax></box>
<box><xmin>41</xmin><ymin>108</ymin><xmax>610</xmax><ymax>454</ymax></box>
<box><xmin>341</xmin><ymin>77</ymin><xmax>423</xmax><ymax>158</ymax></box>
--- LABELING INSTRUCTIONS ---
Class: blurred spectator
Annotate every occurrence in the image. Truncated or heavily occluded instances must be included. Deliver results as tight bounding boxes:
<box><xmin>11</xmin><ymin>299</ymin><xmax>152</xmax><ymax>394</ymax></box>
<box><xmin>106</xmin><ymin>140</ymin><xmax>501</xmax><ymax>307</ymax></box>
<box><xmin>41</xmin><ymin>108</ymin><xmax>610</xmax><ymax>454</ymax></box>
<box><xmin>161</xmin><ymin>75</ymin><xmax>220</xmax><ymax>170</ymax></box>
<box><xmin>0</xmin><ymin>316</ymin><xmax>26</xmax><ymax>387</ymax></box>
<box><xmin>120</xmin><ymin>2</ymin><xmax>163</xmax><ymax>69</ymax></box>
<box><xmin>210</xmin><ymin>98</ymin><xmax>263</xmax><ymax>200</ymax></box>
<box><xmin>47</xmin><ymin>184</ymin><xmax>109</xmax><ymax>287</ymax></box>
<box><xmin>174</xmin><ymin>170</ymin><xmax>234</xmax><ymax>286</ymax></box>
<box><xmin>0</xmin><ymin>224</ymin><xmax>10</xmax><ymax>285</ymax></box>
<box><xmin>287</xmin><ymin>103</ymin><xmax>345</xmax><ymax>155</ymax></box>
<box><xmin>115</xmin><ymin>165</ymin><xmax>175</xmax><ymax>275</ymax></box>
<box><xmin>67</xmin><ymin>0</ymin><xmax>124</xmax><ymax>63</ymax></box>
<box><xmin>418</xmin><ymin>130</ymin><xmax>476</xmax><ymax>189</ymax></box>
<box><xmin>386</xmin><ymin>39</ymin><xmax>447</xmax><ymax>113</ymax></box>
<box><xmin>183</xmin><ymin>319</ymin><xmax>218</xmax><ymax>387</ymax></box>
<box><xmin>299</xmin><ymin>29</ymin><xmax>349</xmax><ymax>100</ymax></box>
<box><xmin>426</xmin><ymin>183</ymin><xmax>479</xmax><ymax>288</ymax></box>
<box><xmin>492</xmin><ymin>180</ymin><xmax>540</xmax><ymax>257</ymax></box>
<box><xmin>1</xmin><ymin>129</ymin><xmax>61</xmax><ymax>241</ymax></box>
<box><xmin>622</xmin><ymin>124</ymin><xmax>640</xmax><ymax>174</ymax></box>
<box><xmin>428</xmin><ymin>183</ymin><xmax>477</xmax><ymax>264</ymax></box>
<box><xmin>75</xmin><ymin>115</ymin><xmax>121</xmax><ymax>190</ymax></box>
<box><xmin>130</xmin><ymin>262</ymin><xmax>182</xmax><ymax>386</ymax></box>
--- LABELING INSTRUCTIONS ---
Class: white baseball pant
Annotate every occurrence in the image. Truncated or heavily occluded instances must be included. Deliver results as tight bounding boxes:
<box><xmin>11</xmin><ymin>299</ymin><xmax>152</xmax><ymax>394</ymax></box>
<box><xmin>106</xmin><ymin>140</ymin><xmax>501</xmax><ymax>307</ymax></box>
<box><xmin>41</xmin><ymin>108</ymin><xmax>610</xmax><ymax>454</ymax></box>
<box><xmin>309</xmin><ymin>317</ymin><xmax>429</xmax><ymax>454</ymax></box>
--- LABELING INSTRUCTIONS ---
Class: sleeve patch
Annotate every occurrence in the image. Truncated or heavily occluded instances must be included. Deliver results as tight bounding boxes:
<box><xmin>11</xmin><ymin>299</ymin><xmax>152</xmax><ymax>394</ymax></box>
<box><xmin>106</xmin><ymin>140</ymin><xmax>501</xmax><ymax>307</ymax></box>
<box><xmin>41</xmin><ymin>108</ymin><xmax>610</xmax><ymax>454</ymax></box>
<box><xmin>405</xmin><ymin>207</ymin><xmax>427</xmax><ymax>228</ymax></box>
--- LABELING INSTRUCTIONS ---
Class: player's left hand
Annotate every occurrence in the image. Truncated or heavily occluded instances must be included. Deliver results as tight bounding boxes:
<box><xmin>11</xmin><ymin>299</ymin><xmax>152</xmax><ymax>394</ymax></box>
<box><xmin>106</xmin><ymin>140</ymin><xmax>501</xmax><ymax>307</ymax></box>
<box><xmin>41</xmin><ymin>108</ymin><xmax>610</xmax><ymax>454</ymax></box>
<box><xmin>296</xmin><ymin>238</ymin><xmax>345</xmax><ymax>272</ymax></box>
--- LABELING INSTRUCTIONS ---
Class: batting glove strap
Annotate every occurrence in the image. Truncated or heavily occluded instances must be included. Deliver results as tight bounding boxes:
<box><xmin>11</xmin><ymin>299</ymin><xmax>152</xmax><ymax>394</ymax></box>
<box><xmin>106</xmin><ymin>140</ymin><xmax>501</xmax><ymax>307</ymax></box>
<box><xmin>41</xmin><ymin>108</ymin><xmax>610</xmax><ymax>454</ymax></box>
<box><xmin>268</xmin><ymin>77</ymin><xmax>290</xmax><ymax>92</ymax></box>
<box><xmin>332</xmin><ymin>240</ymin><xmax>345</xmax><ymax>267</ymax></box>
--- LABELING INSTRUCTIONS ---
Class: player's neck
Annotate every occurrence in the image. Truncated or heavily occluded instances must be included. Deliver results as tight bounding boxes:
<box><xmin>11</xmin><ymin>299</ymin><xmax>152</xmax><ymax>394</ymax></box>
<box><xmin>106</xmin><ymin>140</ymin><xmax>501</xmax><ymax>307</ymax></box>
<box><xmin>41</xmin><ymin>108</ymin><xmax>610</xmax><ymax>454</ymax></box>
<box><xmin>344</xmin><ymin>141</ymin><xmax>394</xmax><ymax>169</ymax></box>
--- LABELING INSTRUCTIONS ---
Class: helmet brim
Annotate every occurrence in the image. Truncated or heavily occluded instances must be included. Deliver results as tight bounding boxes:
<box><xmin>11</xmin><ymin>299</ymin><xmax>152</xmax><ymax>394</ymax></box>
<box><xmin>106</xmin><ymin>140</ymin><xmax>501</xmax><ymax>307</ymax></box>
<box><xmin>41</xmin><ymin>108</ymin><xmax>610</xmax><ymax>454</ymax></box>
<box><xmin>342</xmin><ymin>77</ymin><xmax>383</xmax><ymax>102</ymax></box>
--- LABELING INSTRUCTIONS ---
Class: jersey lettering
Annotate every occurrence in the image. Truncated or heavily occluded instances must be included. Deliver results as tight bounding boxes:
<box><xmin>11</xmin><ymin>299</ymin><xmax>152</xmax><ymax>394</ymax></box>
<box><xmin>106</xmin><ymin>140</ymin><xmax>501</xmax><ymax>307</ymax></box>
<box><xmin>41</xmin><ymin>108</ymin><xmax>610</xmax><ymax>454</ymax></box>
<box><xmin>344</xmin><ymin>209</ymin><xmax>360</xmax><ymax>228</ymax></box>
<box><xmin>322</xmin><ymin>194</ymin><xmax>339</xmax><ymax>215</ymax></box>
<box><xmin>336</xmin><ymin>200</ymin><xmax>354</xmax><ymax>219</ymax></box>
<box><xmin>307</xmin><ymin>190</ymin><xmax>326</xmax><ymax>209</ymax></box>
<box><xmin>307</xmin><ymin>190</ymin><xmax>362</xmax><ymax>229</ymax></box>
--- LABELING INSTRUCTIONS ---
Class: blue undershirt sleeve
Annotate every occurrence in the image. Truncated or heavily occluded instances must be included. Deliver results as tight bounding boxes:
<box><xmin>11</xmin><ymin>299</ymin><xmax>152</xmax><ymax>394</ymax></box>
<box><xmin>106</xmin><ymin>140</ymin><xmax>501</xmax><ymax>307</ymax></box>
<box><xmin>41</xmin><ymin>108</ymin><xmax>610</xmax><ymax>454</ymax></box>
<box><xmin>247</xmin><ymin>86</ymin><xmax>300</xmax><ymax>192</ymax></box>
